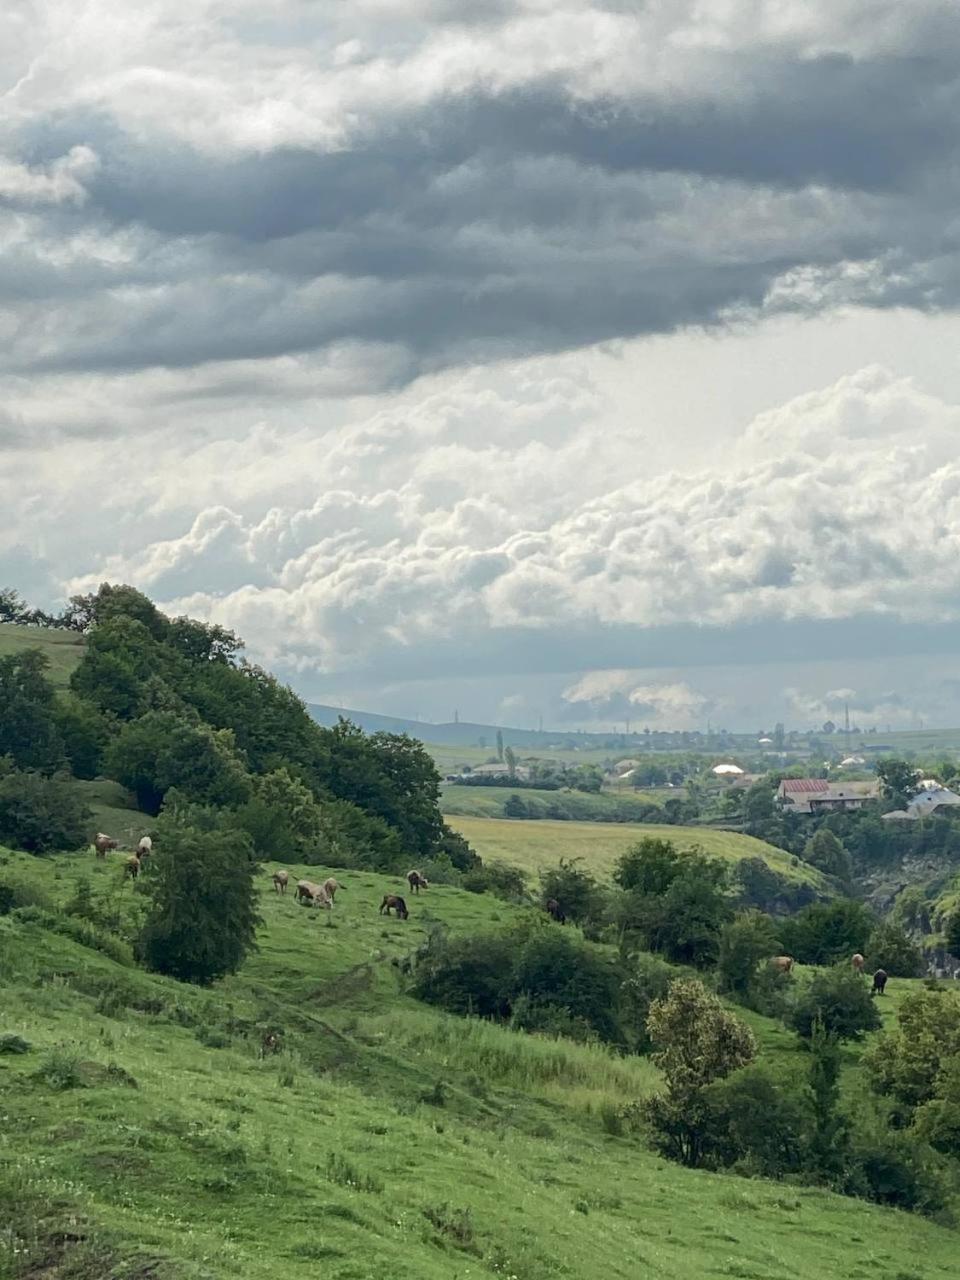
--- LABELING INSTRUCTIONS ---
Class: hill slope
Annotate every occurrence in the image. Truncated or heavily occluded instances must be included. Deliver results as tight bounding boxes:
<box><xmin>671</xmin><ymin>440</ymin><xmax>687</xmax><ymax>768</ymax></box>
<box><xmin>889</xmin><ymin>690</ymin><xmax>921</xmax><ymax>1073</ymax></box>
<box><xmin>0</xmin><ymin>622</ymin><xmax>85</xmax><ymax>689</ymax></box>
<box><xmin>2</xmin><ymin>848</ymin><xmax>950</xmax><ymax>1280</ymax></box>
<box><xmin>444</xmin><ymin>815</ymin><xmax>828</xmax><ymax>888</ymax></box>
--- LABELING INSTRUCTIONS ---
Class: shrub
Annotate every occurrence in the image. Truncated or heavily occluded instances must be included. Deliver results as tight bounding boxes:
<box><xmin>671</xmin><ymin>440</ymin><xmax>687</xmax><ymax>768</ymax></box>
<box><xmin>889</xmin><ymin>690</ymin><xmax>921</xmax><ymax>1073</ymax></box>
<box><xmin>847</xmin><ymin>1123</ymin><xmax>950</xmax><ymax>1216</ymax></box>
<box><xmin>0</xmin><ymin>770</ymin><xmax>90</xmax><ymax>853</ymax></box>
<box><xmin>779</xmin><ymin>899</ymin><xmax>876</xmax><ymax>966</ymax></box>
<box><xmin>802</xmin><ymin>828</ymin><xmax>852</xmax><ymax>882</ymax></box>
<box><xmin>539</xmin><ymin>858</ymin><xmax>601</xmax><ymax>925</ymax></box>
<box><xmin>462</xmin><ymin>861</ymin><xmax>527</xmax><ymax>901</ymax></box>
<box><xmin>0</xmin><ymin>1033</ymin><xmax>30</xmax><ymax>1054</ymax></box>
<box><xmin>787</xmin><ymin>964</ymin><xmax>881</xmax><ymax>1041</ymax></box>
<box><xmin>701</xmin><ymin>1064</ymin><xmax>810</xmax><ymax>1177</ymax></box>
<box><xmin>138</xmin><ymin>819</ymin><xmax>261</xmax><ymax>985</ymax></box>
<box><xmin>717</xmin><ymin>910</ymin><xmax>782</xmax><ymax>998</ymax></box>
<box><xmin>864</xmin><ymin>921</ymin><xmax>923</xmax><ymax>978</ymax></box>
<box><xmin>619</xmin><ymin>952</ymin><xmax>685</xmax><ymax>1053</ymax></box>
<box><xmin>35</xmin><ymin>1047</ymin><xmax>85</xmax><ymax>1090</ymax></box>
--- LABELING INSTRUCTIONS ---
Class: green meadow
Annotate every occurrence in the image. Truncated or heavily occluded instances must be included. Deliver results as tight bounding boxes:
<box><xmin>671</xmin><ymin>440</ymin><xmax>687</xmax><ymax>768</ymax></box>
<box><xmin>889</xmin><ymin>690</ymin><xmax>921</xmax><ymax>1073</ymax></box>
<box><xmin>2</xmin><ymin>845</ymin><xmax>953</xmax><ymax>1280</ymax></box>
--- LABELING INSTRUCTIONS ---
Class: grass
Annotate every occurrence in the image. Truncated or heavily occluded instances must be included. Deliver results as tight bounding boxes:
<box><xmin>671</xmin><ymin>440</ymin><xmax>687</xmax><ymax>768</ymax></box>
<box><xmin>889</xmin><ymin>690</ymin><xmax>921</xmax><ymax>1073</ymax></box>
<box><xmin>440</xmin><ymin>783</ymin><xmax>676</xmax><ymax>821</ymax></box>
<box><xmin>0</xmin><ymin>621</ymin><xmax>85</xmax><ymax>689</ymax></box>
<box><xmin>444</xmin><ymin>815</ymin><xmax>827</xmax><ymax>887</ymax></box>
<box><xmin>2</xmin><ymin>846</ymin><xmax>957</xmax><ymax>1279</ymax></box>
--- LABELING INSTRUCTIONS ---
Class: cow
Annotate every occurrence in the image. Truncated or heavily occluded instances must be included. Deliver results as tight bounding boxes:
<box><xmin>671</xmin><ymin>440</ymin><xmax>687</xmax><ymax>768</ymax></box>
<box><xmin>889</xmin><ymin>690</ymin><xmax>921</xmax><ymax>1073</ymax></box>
<box><xmin>295</xmin><ymin>880</ymin><xmax>331</xmax><ymax>909</ymax></box>
<box><xmin>93</xmin><ymin>833</ymin><xmax>118</xmax><ymax>859</ymax></box>
<box><xmin>407</xmin><ymin>870</ymin><xmax>429</xmax><ymax>895</ymax></box>
<box><xmin>871</xmin><ymin>969</ymin><xmax>888</xmax><ymax>996</ymax></box>
<box><xmin>852</xmin><ymin>953</ymin><xmax>865</xmax><ymax>973</ymax></box>
<box><xmin>321</xmin><ymin>877</ymin><xmax>342</xmax><ymax>903</ymax></box>
<box><xmin>545</xmin><ymin>898</ymin><xmax>566</xmax><ymax>925</ymax></box>
<box><xmin>272</xmin><ymin>870</ymin><xmax>289</xmax><ymax>895</ymax></box>
<box><xmin>379</xmin><ymin>894</ymin><xmax>409</xmax><ymax>920</ymax></box>
<box><xmin>136</xmin><ymin>835</ymin><xmax>153</xmax><ymax>858</ymax></box>
<box><xmin>770</xmin><ymin>955</ymin><xmax>794</xmax><ymax>974</ymax></box>
<box><xmin>124</xmin><ymin>854</ymin><xmax>141</xmax><ymax>880</ymax></box>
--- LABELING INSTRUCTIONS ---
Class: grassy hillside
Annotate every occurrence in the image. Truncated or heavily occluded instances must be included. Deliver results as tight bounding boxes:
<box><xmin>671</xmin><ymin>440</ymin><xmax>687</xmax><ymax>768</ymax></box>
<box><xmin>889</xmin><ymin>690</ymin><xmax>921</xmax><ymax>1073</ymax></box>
<box><xmin>440</xmin><ymin>783</ymin><xmax>673</xmax><ymax>820</ymax></box>
<box><xmin>2</xmin><ymin>847</ymin><xmax>956</xmax><ymax>1280</ymax></box>
<box><xmin>444</xmin><ymin>815</ymin><xmax>827</xmax><ymax>888</ymax></box>
<box><xmin>0</xmin><ymin>622</ymin><xmax>85</xmax><ymax>689</ymax></box>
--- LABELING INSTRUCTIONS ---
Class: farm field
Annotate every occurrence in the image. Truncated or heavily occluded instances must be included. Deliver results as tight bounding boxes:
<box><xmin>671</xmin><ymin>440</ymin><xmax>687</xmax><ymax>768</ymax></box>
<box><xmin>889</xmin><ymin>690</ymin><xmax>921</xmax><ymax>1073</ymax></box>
<box><xmin>444</xmin><ymin>814</ymin><xmax>827</xmax><ymax>887</ymax></box>
<box><xmin>1</xmin><ymin>845</ymin><xmax>955</xmax><ymax>1280</ymax></box>
<box><xmin>440</xmin><ymin>782</ymin><xmax>672</xmax><ymax>820</ymax></box>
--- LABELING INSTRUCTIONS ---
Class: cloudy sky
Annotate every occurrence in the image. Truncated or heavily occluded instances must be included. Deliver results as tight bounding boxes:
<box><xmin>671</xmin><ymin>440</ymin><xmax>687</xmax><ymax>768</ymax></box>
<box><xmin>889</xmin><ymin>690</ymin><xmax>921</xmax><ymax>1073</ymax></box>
<box><xmin>5</xmin><ymin>0</ymin><xmax>960</xmax><ymax>731</ymax></box>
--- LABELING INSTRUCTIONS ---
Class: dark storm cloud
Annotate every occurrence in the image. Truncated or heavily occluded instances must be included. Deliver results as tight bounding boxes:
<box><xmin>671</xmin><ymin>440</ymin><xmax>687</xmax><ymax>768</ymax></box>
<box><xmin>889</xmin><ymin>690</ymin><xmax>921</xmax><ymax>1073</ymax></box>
<box><xmin>5</xmin><ymin>29</ymin><xmax>960</xmax><ymax>382</ymax></box>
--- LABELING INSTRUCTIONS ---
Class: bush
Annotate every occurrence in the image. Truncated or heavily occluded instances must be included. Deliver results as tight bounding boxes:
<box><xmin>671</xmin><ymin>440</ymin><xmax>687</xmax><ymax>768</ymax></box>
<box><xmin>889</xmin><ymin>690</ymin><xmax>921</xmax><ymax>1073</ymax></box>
<box><xmin>462</xmin><ymin>861</ymin><xmax>527</xmax><ymax>901</ymax></box>
<box><xmin>619</xmin><ymin>952</ymin><xmax>685</xmax><ymax>1053</ymax></box>
<box><xmin>864</xmin><ymin>921</ymin><xmax>923</xmax><ymax>978</ymax></box>
<box><xmin>139</xmin><ymin>819</ymin><xmax>261</xmax><ymax>985</ymax></box>
<box><xmin>847</xmin><ymin>1123</ymin><xmax>951</xmax><ymax>1216</ymax></box>
<box><xmin>539</xmin><ymin>858</ymin><xmax>601</xmax><ymax>925</ymax></box>
<box><xmin>802</xmin><ymin>828</ymin><xmax>852</xmax><ymax>882</ymax></box>
<box><xmin>701</xmin><ymin>1064</ymin><xmax>810</xmax><ymax>1176</ymax></box>
<box><xmin>787</xmin><ymin>964</ymin><xmax>881</xmax><ymax>1041</ymax></box>
<box><xmin>0</xmin><ymin>770</ymin><xmax>90</xmax><ymax>853</ymax></box>
<box><xmin>779</xmin><ymin>899</ymin><xmax>875</xmax><ymax>966</ymax></box>
<box><xmin>717</xmin><ymin>910</ymin><xmax>781</xmax><ymax>998</ymax></box>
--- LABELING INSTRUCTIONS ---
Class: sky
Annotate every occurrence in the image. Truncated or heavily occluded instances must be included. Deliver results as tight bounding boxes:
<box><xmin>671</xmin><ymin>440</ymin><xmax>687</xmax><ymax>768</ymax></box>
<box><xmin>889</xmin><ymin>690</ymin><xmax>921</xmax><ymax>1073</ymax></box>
<box><xmin>5</xmin><ymin>0</ymin><xmax>960</xmax><ymax>732</ymax></box>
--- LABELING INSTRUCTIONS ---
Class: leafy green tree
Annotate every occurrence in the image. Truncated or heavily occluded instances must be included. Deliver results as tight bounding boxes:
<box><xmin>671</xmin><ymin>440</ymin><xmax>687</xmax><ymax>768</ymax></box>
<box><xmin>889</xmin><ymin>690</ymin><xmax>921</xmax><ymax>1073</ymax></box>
<box><xmin>53</xmin><ymin>695</ymin><xmax>110</xmax><ymax>780</ymax></box>
<box><xmin>788</xmin><ymin>964</ymin><xmax>881</xmax><ymax>1041</ymax></box>
<box><xmin>946</xmin><ymin>912</ymin><xmax>960</xmax><ymax>960</ymax></box>
<box><xmin>743</xmin><ymin>782</ymin><xmax>775</xmax><ymax>824</ymax></box>
<box><xmin>496</xmin><ymin>730</ymin><xmax>504</xmax><ymax>762</ymax></box>
<box><xmin>70</xmin><ymin>616</ymin><xmax>160</xmax><ymax>719</ymax></box>
<box><xmin>656</xmin><ymin>863</ymin><xmax>730</xmax><ymax>968</ymax></box>
<box><xmin>462</xmin><ymin>861</ymin><xmax>526</xmax><ymax>901</ymax></box>
<box><xmin>504</xmin><ymin>745</ymin><xmax>517</xmax><ymax>776</ymax></box>
<box><xmin>0</xmin><ymin>769</ymin><xmax>90</xmax><ymax>853</ymax></box>
<box><xmin>105</xmin><ymin>711</ymin><xmax>252</xmax><ymax>815</ymax></box>
<box><xmin>779</xmin><ymin>899</ymin><xmax>875</xmax><ymax>965</ymax></box>
<box><xmin>802</xmin><ymin>828</ymin><xmax>853</xmax><ymax>882</ymax></box>
<box><xmin>503</xmin><ymin>793</ymin><xmax>528</xmax><ymax>818</ymax></box>
<box><xmin>436</xmin><ymin>824</ymin><xmax>479</xmax><ymax>872</ymax></box>
<box><xmin>700</xmin><ymin>1064</ymin><xmax>809</xmax><ymax>1177</ymax></box>
<box><xmin>234</xmin><ymin>767</ymin><xmax>323</xmax><ymax>860</ymax></box>
<box><xmin>865</xmin><ymin>987</ymin><xmax>960</xmax><ymax>1116</ymax></box>
<box><xmin>734</xmin><ymin>857</ymin><xmax>789</xmax><ymax>911</ymax></box>
<box><xmin>0</xmin><ymin>587</ymin><xmax>28</xmax><ymax>623</ymax></box>
<box><xmin>864</xmin><ymin>921</ymin><xmax>923</xmax><ymax>978</ymax></box>
<box><xmin>876</xmin><ymin>759</ymin><xmax>920</xmax><ymax>809</ymax></box>
<box><xmin>138</xmin><ymin>819</ymin><xmax>261</xmax><ymax>984</ymax></box>
<box><xmin>540</xmin><ymin>857</ymin><xmax>600</xmax><ymax>925</ymax></box>
<box><xmin>619</xmin><ymin>952</ymin><xmax>684</xmax><ymax>1053</ymax></box>
<box><xmin>644</xmin><ymin>979</ymin><xmax>757</xmax><ymax>1166</ymax></box>
<box><xmin>806</xmin><ymin>1019</ymin><xmax>850</xmax><ymax>1180</ymax></box>
<box><xmin>717</xmin><ymin>910</ymin><xmax>782</xmax><ymax>997</ymax></box>
<box><xmin>0</xmin><ymin>650</ymin><xmax>65</xmax><ymax>773</ymax></box>
<box><xmin>614</xmin><ymin>837</ymin><xmax>681</xmax><ymax>894</ymax></box>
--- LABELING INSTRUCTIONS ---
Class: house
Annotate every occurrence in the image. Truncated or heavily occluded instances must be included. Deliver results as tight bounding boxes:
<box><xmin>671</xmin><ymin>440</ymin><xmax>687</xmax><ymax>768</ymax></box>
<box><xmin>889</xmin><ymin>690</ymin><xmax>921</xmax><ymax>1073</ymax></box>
<box><xmin>468</xmin><ymin>762</ymin><xmax>532</xmax><ymax>782</ymax></box>
<box><xmin>777</xmin><ymin>778</ymin><xmax>879</xmax><ymax>815</ymax></box>
<box><xmin>882</xmin><ymin>785</ymin><xmax>960</xmax><ymax>822</ymax></box>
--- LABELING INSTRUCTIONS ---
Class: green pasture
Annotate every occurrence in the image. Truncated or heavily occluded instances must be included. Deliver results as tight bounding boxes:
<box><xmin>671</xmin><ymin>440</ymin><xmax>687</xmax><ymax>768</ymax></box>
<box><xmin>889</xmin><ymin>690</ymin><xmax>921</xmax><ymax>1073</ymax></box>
<box><xmin>440</xmin><ymin>782</ymin><xmax>672</xmax><ymax>821</ymax></box>
<box><xmin>0</xmin><ymin>622</ymin><xmax>85</xmax><ymax>689</ymax></box>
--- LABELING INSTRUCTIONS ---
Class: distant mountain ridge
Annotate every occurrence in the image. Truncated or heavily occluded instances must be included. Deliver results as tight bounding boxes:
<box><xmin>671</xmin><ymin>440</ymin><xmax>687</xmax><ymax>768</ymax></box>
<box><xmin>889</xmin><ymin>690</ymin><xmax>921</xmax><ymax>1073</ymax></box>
<box><xmin>305</xmin><ymin>703</ymin><xmax>599</xmax><ymax>748</ymax></box>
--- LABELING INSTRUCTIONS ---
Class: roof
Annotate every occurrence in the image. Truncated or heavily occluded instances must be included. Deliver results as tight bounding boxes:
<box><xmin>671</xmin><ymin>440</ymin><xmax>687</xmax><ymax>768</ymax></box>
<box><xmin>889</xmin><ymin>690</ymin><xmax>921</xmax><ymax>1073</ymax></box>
<box><xmin>780</xmin><ymin>778</ymin><xmax>830</xmax><ymax>794</ymax></box>
<box><xmin>712</xmin><ymin>763</ymin><xmax>744</xmax><ymax>775</ymax></box>
<box><xmin>882</xmin><ymin>809</ymin><xmax>915</xmax><ymax>822</ymax></box>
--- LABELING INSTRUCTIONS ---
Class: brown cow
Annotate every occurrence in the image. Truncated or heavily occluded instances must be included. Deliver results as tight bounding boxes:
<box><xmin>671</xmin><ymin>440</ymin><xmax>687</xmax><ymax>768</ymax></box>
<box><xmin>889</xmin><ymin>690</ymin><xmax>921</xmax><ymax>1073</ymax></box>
<box><xmin>871</xmin><ymin>969</ymin><xmax>888</xmax><ymax>996</ymax></box>
<box><xmin>770</xmin><ymin>955</ymin><xmax>794</xmax><ymax>974</ymax></box>
<box><xmin>272</xmin><ymin>870</ymin><xmax>289</xmax><ymax>895</ymax></box>
<box><xmin>379</xmin><ymin>894</ymin><xmax>409</xmax><ymax>920</ymax></box>
<box><xmin>545</xmin><ymin>898</ymin><xmax>566</xmax><ymax>925</ymax></box>
<box><xmin>322</xmin><ymin>877</ymin><xmax>342</xmax><ymax>903</ymax></box>
<box><xmin>124</xmin><ymin>854</ymin><xmax>141</xmax><ymax>880</ymax></box>
<box><xmin>94</xmin><ymin>833</ymin><xmax>118</xmax><ymax>859</ymax></box>
<box><xmin>407</xmin><ymin>870</ymin><xmax>429</xmax><ymax>895</ymax></box>
<box><xmin>852</xmin><ymin>953</ymin><xmax>865</xmax><ymax>973</ymax></box>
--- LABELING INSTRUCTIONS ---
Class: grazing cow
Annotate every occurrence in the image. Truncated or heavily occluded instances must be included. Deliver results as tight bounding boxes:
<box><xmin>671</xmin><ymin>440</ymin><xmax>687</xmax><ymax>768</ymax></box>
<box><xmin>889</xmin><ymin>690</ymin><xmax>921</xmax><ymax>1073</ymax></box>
<box><xmin>407</xmin><ymin>869</ymin><xmax>429</xmax><ymax>895</ymax></box>
<box><xmin>545</xmin><ymin>898</ymin><xmax>566</xmax><ymax>925</ymax></box>
<box><xmin>136</xmin><ymin>835</ymin><xmax>152</xmax><ymax>858</ymax></box>
<box><xmin>379</xmin><ymin>894</ymin><xmax>409</xmax><ymax>920</ymax></box>
<box><xmin>770</xmin><ymin>955</ymin><xmax>794</xmax><ymax>974</ymax></box>
<box><xmin>852</xmin><ymin>953</ymin><xmax>865</xmax><ymax>973</ymax></box>
<box><xmin>295</xmin><ymin>880</ymin><xmax>331</xmax><ymax>909</ymax></box>
<box><xmin>94</xmin><ymin>833</ymin><xmax>118</xmax><ymax>859</ymax></box>
<box><xmin>272</xmin><ymin>870</ymin><xmax>289</xmax><ymax>895</ymax></box>
<box><xmin>871</xmin><ymin>969</ymin><xmax>888</xmax><ymax>996</ymax></box>
<box><xmin>321</xmin><ymin>877</ymin><xmax>342</xmax><ymax>903</ymax></box>
<box><xmin>124</xmin><ymin>854</ymin><xmax>141</xmax><ymax>880</ymax></box>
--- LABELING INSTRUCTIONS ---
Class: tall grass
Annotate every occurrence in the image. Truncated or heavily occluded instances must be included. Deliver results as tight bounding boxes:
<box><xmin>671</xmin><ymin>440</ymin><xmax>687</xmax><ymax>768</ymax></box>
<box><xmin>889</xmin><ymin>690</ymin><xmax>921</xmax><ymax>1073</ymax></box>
<box><xmin>362</xmin><ymin>1007</ymin><xmax>659</xmax><ymax>1105</ymax></box>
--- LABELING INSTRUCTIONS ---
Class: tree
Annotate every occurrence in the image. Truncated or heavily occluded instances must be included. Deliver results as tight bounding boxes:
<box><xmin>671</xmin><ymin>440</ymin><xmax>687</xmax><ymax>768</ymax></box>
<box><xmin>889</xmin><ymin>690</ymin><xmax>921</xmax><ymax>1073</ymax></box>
<box><xmin>138</xmin><ymin>820</ymin><xmax>261</xmax><ymax>984</ymax></box>
<box><xmin>876</xmin><ymin>759</ymin><xmax>920</xmax><ymax>809</ymax></box>
<box><xmin>806</xmin><ymin>1019</ymin><xmax>850</xmax><ymax>1180</ymax></box>
<box><xmin>946</xmin><ymin>912</ymin><xmax>960</xmax><ymax>960</ymax></box>
<box><xmin>234</xmin><ymin>767</ymin><xmax>323</xmax><ymax>860</ymax></box>
<box><xmin>866</xmin><ymin>987</ymin><xmax>960</xmax><ymax>1116</ymax></box>
<box><xmin>503</xmin><ymin>793</ymin><xmax>528</xmax><ymax>818</ymax></box>
<box><xmin>0</xmin><ymin>650</ymin><xmax>65</xmax><ymax>773</ymax></box>
<box><xmin>504</xmin><ymin>745</ymin><xmax>517</xmax><ymax>777</ymax></box>
<box><xmin>864</xmin><ymin>921</ymin><xmax>923</xmax><ymax>977</ymax></box>
<box><xmin>496</xmin><ymin>730</ymin><xmax>504</xmax><ymax>762</ymax></box>
<box><xmin>802</xmin><ymin>828</ymin><xmax>852</xmax><ymax>882</ymax></box>
<box><xmin>644</xmin><ymin>979</ymin><xmax>757</xmax><ymax>1166</ymax></box>
<box><xmin>656</xmin><ymin>863</ymin><xmax>730</xmax><ymax>967</ymax></box>
<box><xmin>0</xmin><ymin>587</ymin><xmax>28</xmax><ymax>624</ymax></box>
<box><xmin>614</xmin><ymin>837</ymin><xmax>681</xmax><ymax>894</ymax></box>
<box><xmin>105</xmin><ymin>712</ymin><xmax>252</xmax><ymax>815</ymax></box>
<box><xmin>540</xmin><ymin>857</ymin><xmax>600</xmax><ymax>924</ymax></box>
<box><xmin>0</xmin><ymin>768</ymin><xmax>90</xmax><ymax>853</ymax></box>
<box><xmin>788</xmin><ymin>964</ymin><xmax>881</xmax><ymax>1041</ymax></box>
<box><xmin>53</xmin><ymin>695</ymin><xmax>110</xmax><ymax>781</ymax></box>
<box><xmin>717</xmin><ymin>910</ymin><xmax>782</xmax><ymax>998</ymax></box>
<box><xmin>779</xmin><ymin>899</ymin><xmax>875</xmax><ymax>966</ymax></box>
